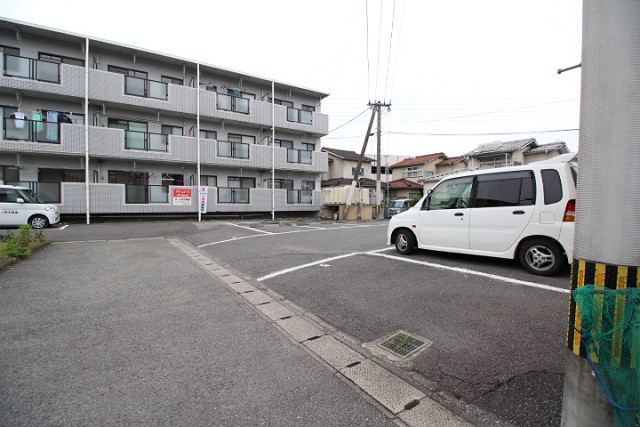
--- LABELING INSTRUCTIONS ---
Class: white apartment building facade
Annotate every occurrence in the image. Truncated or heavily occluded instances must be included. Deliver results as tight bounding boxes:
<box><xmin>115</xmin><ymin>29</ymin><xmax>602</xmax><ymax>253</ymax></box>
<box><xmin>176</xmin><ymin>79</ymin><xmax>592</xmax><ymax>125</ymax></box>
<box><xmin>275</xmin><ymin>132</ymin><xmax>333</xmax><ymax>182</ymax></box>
<box><xmin>0</xmin><ymin>18</ymin><xmax>329</xmax><ymax>220</ymax></box>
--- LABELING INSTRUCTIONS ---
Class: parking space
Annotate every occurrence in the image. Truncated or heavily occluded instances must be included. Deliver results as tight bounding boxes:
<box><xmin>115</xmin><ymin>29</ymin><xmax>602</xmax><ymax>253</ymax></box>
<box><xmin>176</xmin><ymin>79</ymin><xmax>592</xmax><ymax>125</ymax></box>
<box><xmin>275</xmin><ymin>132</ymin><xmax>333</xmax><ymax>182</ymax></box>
<box><xmin>186</xmin><ymin>220</ymin><xmax>570</xmax><ymax>427</ymax></box>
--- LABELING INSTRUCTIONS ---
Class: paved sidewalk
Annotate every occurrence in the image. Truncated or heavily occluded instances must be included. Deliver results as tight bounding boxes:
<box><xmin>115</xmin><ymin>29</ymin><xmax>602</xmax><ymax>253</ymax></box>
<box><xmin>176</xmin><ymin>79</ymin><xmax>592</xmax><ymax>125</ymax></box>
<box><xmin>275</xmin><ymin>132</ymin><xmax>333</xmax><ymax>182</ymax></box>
<box><xmin>0</xmin><ymin>236</ymin><xmax>470</xmax><ymax>426</ymax></box>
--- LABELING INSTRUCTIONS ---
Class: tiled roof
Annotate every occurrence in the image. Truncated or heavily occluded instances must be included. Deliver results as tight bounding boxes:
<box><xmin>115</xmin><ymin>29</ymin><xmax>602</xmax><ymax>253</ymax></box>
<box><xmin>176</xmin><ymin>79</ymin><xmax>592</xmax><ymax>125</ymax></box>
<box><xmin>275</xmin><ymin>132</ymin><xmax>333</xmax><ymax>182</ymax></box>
<box><xmin>437</xmin><ymin>156</ymin><xmax>466</xmax><ymax>166</ymax></box>
<box><xmin>420</xmin><ymin>168</ymin><xmax>478</xmax><ymax>183</ymax></box>
<box><xmin>391</xmin><ymin>153</ymin><xmax>445</xmax><ymax>168</ymax></box>
<box><xmin>389</xmin><ymin>178</ymin><xmax>424</xmax><ymax>189</ymax></box>
<box><xmin>524</xmin><ymin>142</ymin><xmax>569</xmax><ymax>154</ymax></box>
<box><xmin>322</xmin><ymin>147</ymin><xmax>375</xmax><ymax>162</ymax></box>
<box><xmin>464</xmin><ymin>138</ymin><xmax>537</xmax><ymax>156</ymax></box>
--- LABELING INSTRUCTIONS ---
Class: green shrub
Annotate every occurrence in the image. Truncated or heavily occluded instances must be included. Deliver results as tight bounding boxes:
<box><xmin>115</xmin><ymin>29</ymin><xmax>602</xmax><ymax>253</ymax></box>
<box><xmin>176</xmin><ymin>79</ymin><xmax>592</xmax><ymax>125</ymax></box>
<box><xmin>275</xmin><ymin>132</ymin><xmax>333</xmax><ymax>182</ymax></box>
<box><xmin>0</xmin><ymin>225</ymin><xmax>49</xmax><ymax>262</ymax></box>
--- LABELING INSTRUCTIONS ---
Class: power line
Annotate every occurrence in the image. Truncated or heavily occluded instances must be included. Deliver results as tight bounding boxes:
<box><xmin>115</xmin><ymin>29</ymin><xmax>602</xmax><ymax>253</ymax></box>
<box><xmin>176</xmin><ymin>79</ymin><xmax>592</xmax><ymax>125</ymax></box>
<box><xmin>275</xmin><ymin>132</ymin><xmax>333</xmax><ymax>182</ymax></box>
<box><xmin>323</xmin><ymin>127</ymin><xmax>579</xmax><ymax>140</ymax></box>
<box><xmin>383</xmin><ymin>0</ymin><xmax>397</xmax><ymax>103</ymax></box>
<box><xmin>328</xmin><ymin>108</ymin><xmax>371</xmax><ymax>133</ymax></box>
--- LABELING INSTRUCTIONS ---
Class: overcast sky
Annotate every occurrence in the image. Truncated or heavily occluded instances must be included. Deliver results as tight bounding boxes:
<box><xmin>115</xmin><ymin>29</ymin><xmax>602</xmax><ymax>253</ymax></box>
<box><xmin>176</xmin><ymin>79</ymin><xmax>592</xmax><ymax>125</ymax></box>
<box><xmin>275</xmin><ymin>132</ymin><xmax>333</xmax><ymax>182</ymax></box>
<box><xmin>2</xmin><ymin>0</ymin><xmax>583</xmax><ymax>158</ymax></box>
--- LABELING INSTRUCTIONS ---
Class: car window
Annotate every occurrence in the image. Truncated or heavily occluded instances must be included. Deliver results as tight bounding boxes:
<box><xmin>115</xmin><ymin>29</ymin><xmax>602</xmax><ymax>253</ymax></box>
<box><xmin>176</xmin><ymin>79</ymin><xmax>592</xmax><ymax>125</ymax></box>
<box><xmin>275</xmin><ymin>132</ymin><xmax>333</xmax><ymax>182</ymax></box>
<box><xmin>427</xmin><ymin>177</ymin><xmax>473</xmax><ymax>210</ymax></box>
<box><xmin>0</xmin><ymin>189</ymin><xmax>19</xmax><ymax>203</ymax></box>
<box><xmin>541</xmin><ymin>169</ymin><xmax>563</xmax><ymax>205</ymax></box>
<box><xmin>475</xmin><ymin>171</ymin><xmax>535</xmax><ymax>208</ymax></box>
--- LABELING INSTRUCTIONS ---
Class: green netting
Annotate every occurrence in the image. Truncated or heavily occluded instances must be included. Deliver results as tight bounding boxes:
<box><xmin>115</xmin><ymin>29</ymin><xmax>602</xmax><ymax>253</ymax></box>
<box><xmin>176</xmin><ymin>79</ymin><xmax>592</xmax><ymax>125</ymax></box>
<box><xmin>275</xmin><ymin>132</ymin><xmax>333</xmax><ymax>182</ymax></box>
<box><xmin>573</xmin><ymin>285</ymin><xmax>640</xmax><ymax>427</ymax></box>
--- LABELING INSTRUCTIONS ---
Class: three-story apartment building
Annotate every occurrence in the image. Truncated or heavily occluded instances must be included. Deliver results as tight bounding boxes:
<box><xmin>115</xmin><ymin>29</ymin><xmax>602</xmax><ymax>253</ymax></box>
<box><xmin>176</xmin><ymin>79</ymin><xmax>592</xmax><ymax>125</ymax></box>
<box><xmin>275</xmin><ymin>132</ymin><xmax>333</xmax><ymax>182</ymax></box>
<box><xmin>0</xmin><ymin>18</ymin><xmax>329</xmax><ymax>220</ymax></box>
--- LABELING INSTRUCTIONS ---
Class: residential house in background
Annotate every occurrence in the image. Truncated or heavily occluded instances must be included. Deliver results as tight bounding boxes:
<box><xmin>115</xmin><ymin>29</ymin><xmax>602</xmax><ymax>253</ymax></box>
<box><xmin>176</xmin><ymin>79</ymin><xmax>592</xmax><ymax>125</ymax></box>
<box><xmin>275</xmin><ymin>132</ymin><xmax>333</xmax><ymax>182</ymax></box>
<box><xmin>321</xmin><ymin>147</ymin><xmax>374</xmax><ymax>182</ymax></box>
<box><xmin>465</xmin><ymin>138</ymin><xmax>569</xmax><ymax>169</ymax></box>
<box><xmin>0</xmin><ymin>18</ymin><xmax>329</xmax><ymax>219</ymax></box>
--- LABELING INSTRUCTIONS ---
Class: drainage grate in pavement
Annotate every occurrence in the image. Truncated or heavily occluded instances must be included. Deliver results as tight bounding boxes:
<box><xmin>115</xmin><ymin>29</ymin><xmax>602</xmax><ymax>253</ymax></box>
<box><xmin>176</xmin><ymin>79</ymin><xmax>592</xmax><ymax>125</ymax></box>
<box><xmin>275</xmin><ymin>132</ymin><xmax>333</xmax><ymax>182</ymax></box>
<box><xmin>380</xmin><ymin>331</ymin><xmax>427</xmax><ymax>358</ymax></box>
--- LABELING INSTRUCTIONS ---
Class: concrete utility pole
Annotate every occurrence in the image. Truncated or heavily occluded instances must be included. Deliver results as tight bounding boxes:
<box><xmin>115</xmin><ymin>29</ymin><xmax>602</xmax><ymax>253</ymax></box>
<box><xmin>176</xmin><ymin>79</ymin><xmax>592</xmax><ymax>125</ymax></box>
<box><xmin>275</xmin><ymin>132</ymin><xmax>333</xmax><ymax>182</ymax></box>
<box><xmin>374</xmin><ymin>101</ymin><xmax>391</xmax><ymax>219</ymax></box>
<box><xmin>560</xmin><ymin>1</ymin><xmax>640</xmax><ymax>426</ymax></box>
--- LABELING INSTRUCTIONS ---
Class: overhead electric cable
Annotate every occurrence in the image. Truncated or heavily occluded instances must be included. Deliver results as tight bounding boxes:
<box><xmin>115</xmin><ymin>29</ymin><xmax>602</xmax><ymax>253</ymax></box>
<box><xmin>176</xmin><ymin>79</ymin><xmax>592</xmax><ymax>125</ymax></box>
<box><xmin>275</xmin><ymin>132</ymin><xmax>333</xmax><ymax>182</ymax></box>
<box><xmin>383</xmin><ymin>0</ymin><xmax>397</xmax><ymax>103</ymax></box>
<box><xmin>365</xmin><ymin>0</ymin><xmax>371</xmax><ymax>101</ymax></box>
<box><xmin>328</xmin><ymin>108</ymin><xmax>371</xmax><ymax>133</ymax></box>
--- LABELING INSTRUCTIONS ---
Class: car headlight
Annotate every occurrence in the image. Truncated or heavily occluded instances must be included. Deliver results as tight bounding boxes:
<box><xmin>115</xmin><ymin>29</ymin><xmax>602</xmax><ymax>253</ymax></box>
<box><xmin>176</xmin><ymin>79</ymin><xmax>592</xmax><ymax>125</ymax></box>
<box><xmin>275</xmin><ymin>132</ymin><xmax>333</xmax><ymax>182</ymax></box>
<box><xmin>44</xmin><ymin>206</ymin><xmax>57</xmax><ymax>212</ymax></box>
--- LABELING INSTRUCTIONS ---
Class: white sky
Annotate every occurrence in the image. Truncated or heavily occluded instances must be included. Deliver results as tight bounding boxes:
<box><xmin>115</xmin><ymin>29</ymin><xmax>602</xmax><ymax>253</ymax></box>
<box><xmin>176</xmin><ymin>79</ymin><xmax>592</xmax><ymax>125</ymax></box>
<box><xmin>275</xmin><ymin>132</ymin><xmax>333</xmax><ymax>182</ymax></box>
<box><xmin>2</xmin><ymin>0</ymin><xmax>583</xmax><ymax>158</ymax></box>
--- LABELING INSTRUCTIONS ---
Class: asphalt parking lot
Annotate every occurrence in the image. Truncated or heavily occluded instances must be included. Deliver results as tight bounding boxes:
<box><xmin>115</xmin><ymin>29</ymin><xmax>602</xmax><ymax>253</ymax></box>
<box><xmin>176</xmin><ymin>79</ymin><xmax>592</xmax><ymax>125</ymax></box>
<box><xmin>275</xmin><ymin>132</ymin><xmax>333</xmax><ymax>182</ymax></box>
<box><xmin>2</xmin><ymin>219</ymin><xmax>573</xmax><ymax>426</ymax></box>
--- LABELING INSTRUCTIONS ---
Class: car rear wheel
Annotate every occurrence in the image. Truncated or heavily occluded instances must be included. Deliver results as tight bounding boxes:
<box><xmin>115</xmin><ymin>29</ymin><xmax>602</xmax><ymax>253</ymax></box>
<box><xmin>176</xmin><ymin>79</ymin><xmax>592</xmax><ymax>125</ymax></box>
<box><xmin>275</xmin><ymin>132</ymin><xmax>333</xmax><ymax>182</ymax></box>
<box><xmin>395</xmin><ymin>229</ymin><xmax>416</xmax><ymax>255</ymax></box>
<box><xmin>29</xmin><ymin>215</ymin><xmax>49</xmax><ymax>229</ymax></box>
<box><xmin>519</xmin><ymin>239</ymin><xmax>565</xmax><ymax>276</ymax></box>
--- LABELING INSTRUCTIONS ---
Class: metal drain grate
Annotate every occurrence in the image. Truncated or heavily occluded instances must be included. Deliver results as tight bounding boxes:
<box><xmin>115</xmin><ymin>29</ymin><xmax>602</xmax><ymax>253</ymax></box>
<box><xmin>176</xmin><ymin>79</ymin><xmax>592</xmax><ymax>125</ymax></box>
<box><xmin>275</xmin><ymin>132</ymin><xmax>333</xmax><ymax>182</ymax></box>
<box><xmin>380</xmin><ymin>331</ymin><xmax>427</xmax><ymax>358</ymax></box>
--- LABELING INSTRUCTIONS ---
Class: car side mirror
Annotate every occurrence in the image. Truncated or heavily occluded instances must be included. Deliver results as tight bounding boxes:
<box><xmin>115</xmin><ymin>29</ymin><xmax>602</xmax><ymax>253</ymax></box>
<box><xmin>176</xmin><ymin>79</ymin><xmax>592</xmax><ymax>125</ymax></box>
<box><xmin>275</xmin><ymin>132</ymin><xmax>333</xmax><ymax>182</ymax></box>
<box><xmin>16</xmin><ymin>197</ymin><xmax>25</xmax><ymax>204</ymax></box>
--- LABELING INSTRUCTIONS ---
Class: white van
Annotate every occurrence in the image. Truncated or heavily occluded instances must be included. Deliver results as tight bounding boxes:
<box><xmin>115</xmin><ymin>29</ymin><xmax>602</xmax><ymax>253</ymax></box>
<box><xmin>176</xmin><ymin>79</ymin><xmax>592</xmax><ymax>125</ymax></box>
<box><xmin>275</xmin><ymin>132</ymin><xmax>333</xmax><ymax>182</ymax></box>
<box><xmin>386</xmin><ymin>156</ymin><xmax>577</xmax><ymax>276</ymax></box>
<box><xmin>0</xmin><ymin>185</ymin><xmax>60</xmax><ymax>229</ymax></box>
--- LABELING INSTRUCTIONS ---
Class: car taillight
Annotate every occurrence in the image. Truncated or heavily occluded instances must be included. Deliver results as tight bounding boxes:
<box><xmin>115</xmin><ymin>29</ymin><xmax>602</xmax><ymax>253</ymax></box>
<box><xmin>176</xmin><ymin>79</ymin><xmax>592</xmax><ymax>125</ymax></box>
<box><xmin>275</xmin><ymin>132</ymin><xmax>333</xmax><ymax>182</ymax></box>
<box><xmin>564</xmin><ymin>199</ymin><xmax>576</xmax><ymax>222</ymax></box>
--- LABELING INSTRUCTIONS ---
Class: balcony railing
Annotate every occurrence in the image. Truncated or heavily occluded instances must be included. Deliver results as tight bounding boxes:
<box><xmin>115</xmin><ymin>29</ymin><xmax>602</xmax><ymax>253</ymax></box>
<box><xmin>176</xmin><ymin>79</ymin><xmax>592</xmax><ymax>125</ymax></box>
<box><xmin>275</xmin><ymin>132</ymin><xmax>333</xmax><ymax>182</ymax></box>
<box><xmin>218</xmin><ymin>188</ymin><xmax>250</xmax><ymax>204</ymax></box>
<box><xmin>123</xmin><ymin>130</ymin><xmax>168</xmax><ymax>152</ymax></box>
<box><xmin>3</xmin><ymin>55</ymin><xmax>60</xmax><ymax>83</ymax></box>
<box><xmin>125</xmin><ymin>184</ymin><xmax>170</xmax><ymax>204</ymax></box>
<box><xmin>287</xmin><ymin>189</ymin><xmax>313</xmax><ymax>204</ymax></box>
<box><xmin>287</xmin><ymin>107</ymin><xmax>313</xmax><ymax>125</ymax></box>
<box><xmin>217</xmin><ymin>93</ymin><xmax>250</xmax><ymax>114</ymax></box>
<box><xmin>123</xmin><ymin>75</ymin><xmax>168</xmax><ymax>100</ymax></box>
<box><xmin>218</xmin><ymin>140</ymin><xmax>249</xmax><ymax>159</ymax></box>
<box><xmin>287</xmin><ymin>148</ymin><xmax>312</xmax><ymax>164</ymax></box>
<box><xmin>3</xmin><ymin>118</ymin><xmax>60</xmax><ymax>144</ymax></box>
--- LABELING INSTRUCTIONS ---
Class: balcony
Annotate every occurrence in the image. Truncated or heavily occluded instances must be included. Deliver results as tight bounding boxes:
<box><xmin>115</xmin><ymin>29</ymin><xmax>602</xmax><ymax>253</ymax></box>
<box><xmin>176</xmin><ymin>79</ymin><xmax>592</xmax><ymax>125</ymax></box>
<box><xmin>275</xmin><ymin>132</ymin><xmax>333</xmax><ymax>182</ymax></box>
<box><xmin>3</xmin><ymin>54</ymin><xmax>60</xmax><ymax>83</ymax></box>
<box><xmin>218</xmin><ymin>140</ymin><xmax>249</xmax><ymax>159</ymax></box>
<box><xmin>217</xmin><ymin>93</ymin><xmax>250</xmax><ymax>115</ymax></box>
<box><xmin>287</xmin><ymin>107</ymin><xmax>313</xmax><ymax>125</ymax></box>
<box><xmin>287</xmin><ymin>189</ymin><xmax>313</xmax><ymax>204</ymax></box>
<box><xmin>218</xmin><ymin>188</ymin><xmax>250</xmax><ymax>204</ymax></box>
<box><xmin>123</xmin><ymin>130</ymin><xmax>168</xmax><ymax>152</ymax></box>
<box><xmin>124</xmin><ymin>75</ymin><xmax>168</xmax><ymax>100</ymax></box>
<box><xmin>3</xmin><ymin>117</ymin><xmax>60</xmax><ymax>144</ymax></box>
<box><xmin>287</xmin><ymin>148</ymin><xmax>312</xmax><ymax>164</ymax></box>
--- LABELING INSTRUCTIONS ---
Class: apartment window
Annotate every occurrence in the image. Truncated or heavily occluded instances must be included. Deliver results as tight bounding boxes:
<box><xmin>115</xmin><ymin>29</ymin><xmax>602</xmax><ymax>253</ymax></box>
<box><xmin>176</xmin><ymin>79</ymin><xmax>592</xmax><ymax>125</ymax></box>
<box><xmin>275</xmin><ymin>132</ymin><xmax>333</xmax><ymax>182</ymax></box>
<box><xmin>301</xmin><ymin>180</ymin><xmax>315</xmax><ymax>190</ymax></box>
<box><xmin>302</xmin><ymin>142</ymin><xmax>315</xmax><ymax>151</ymax></box>
<box><xmin>161</xmin><ymin>125</ymin><xmax>183</xmax><ymax>136</ymax></box>
<box><xmin>270</xmin><ymin>98</ymin><xmax>294</xmax><ymax>108</ymax></box>
<box><xmin>199</xmin><ymin>129</ymin><xmax>217</xmax><ymax>140</ymax></box>
<box><xmin>219</xmin><ymin>177</ymin><xmax>254</xmax><ymax>204</ymax></box>
<box><xmin>1</xmin><ymin>166</ymin><xmax>20</xmax><ymax>182</ymax></box>
<box><xmin>109</xmin><ymin>118</ymin><xmax>167</xmax><ymax>151</ymax></box>
<box><xmin>301</xmin><ymin>105</ymin><xmax>316</xmax><ymax>112</ymax></box>
<box><xmin>267</xmin><ymin>179</ymin><xmax>293</xmax><ymax>189</ymax></box>
<box><xmin>228</xmin><ymin>134</ymin><xmax>255</xmax><ymax>145</ymax></box>
<box><xmin>205</xmin><ymin>84</ymin><xmax>217</xmax><ymax>92</ymax></box>
<box><xmin>109</xmin><ymin>170</ymin><xmax>149</xmax><ymax>204</ymax></box>
<box><xmin>39</xmin><ymin>168</ymin><xmax>84</xmax><ymax>183</ymax></box>
<box><xmin>108</xmin><ymin>65</ymin><xmax>147</xmax><ymax>79</ymax></box>
<box><xmin>200</xmin><ymin>175</ymin><xmax>217</xmax><ymax>187</ymax></box>
<box><xmin>228</xmin><ymin>177</ymin><xmax>255</xmax><ymax>189</ymax></box>
<box><xmin>217</xmin><ymin>93</ymin><xmax>250</xmax><ymax>114</ymax></box>
<box><xmin>4</xmin><ymin>53</ymin><xmax>60</xmax><ymax>83</ymax></box>
<box><xmin>39</xmin><ymin>52</ymin><xmax>84</xmax><ymax>67</ymax></box>
<box><xmin>0</xmin><ymin>45</ymin><xmax>20</xmax><ymax>56</ymax></box>
<box><xmin>161</xmin><ymin>75</ymin><xmax>183</xmax><ymax>85</ymax></box>
<box><xmin>270</xmin><ymin>139</ymin><xmax>293</xmax><ymax>149</ymax></box>
<box><xmin>161</xmin><ymin>173</ymin><xmax>184</xmax><ymax>186</ymax></box>
<box><xmin>229</xmin><ymin>89</ymin><xmax>256</xmax><ymax>100</ymax></box>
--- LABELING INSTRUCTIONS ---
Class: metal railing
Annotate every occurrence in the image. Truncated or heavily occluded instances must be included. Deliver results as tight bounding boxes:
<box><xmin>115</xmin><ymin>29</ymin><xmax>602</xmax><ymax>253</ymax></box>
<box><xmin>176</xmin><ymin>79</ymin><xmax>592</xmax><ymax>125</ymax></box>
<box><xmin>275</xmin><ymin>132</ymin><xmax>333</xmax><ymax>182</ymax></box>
<box><xmin>3</xmin><ymin>54</ymin><xmax>60</xmax><ymax>83</ymax></box>
<box><xmin>218</xmin><ymin>140</ymin><xmax>249</xmax><ymax>159</ymax></box>
<box><xmin>216</xmin><ymin>93</ymin><xmax>250</xmax><ymax>114</ymax></box>
<box><xmin>287</xmin><ymin>148</ymin><xmax>312</xmax><ymax>164</ymax></box>
<box><xmin>218</xmin><ymin>188</ymin><xmax>250</xmax><ymax>204</ymax></box>
<box><xmin>3</xmin><ymin>118</ymin><xmax>60</xmax><ymax>144</ymax></box>
<box><xmin>287</xmin><ymin>189</ymin><xmax>313</xmax><ymax>204</ymax></box>
<box><xmin>123</xmin><ymin>130</ymin><xmax>168</xmax><ymax>152</ymax></box>
<box><xmin>124</xmin><ymin>75</ymin><xmax>168</xmax><ymax>100</ymax></box>
<box><xmin>125</xmin><ymin>184</ymin><xmax>170</xmax><ymax>204</ymax></box>
<box><xmin>287</xmin><ymin>107</ymin><xmax>313</xmax><ymax>125</ymax></box>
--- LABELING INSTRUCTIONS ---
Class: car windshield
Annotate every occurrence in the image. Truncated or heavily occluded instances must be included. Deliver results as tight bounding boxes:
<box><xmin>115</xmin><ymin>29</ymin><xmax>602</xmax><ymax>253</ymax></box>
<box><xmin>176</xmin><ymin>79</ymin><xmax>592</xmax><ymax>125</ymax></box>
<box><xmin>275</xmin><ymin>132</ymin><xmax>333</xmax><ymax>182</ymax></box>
<box><xmin>16</xmin><ymin>189</ymin><xmax>45</xmax><ymax>203</ymax></box>
<box><xmin>391</xmin><ymin>200</ymin><xmax>406</xmax><ymax>208</ymax></box>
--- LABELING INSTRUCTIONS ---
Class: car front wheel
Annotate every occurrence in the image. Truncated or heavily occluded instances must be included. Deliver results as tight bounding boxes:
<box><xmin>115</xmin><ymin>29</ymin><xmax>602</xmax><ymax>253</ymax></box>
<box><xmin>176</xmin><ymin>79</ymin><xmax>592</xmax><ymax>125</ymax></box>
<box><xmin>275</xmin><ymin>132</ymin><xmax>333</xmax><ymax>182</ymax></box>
<box><xmin>395</xmin><ymin>229</ymin><xmax>416</xmax><ymax>255</ymax></box>
<box><xmin>519</xmin><ymin>239</ymin><xmax>565</xmax><ymax>276</ymax></box>
<box><xmin>29</xmin><ymin>215</ymin><xmax>49</xmax><ymax>229</ymax></box>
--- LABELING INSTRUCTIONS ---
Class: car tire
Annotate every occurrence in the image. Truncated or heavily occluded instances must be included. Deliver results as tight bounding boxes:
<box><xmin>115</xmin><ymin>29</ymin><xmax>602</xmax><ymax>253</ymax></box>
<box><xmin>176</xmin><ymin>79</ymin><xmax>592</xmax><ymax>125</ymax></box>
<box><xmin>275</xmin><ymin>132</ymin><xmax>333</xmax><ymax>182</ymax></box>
<box><xmin>395</xmin><ymin>229</ymin><xmax>416</xmax><ymax>255</ymax></box>
<box><xmin>29</xmin><ymin>215</ymin><xmax>49</xmax><ymax>229</ymax></box>
<box><xmin>518</xmin><ymin>239</ymin><xmax>565</xmax><ymax>276</ymax></box>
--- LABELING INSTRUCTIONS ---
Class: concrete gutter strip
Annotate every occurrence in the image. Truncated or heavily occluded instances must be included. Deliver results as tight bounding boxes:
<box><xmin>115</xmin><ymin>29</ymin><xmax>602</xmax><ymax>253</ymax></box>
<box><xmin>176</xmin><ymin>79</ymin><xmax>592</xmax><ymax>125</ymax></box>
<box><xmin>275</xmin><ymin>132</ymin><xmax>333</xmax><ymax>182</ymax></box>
<box><xmin>168</xmin><ymin>237</ymin><xmax>473</xmax><ymax>427</ymax></box>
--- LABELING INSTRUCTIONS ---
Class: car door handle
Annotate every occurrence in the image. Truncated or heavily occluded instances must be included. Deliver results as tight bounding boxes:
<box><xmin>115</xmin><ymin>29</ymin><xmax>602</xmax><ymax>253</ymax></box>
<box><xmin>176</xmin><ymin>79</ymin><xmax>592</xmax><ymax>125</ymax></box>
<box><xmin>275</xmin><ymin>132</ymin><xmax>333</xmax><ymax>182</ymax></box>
<box><xmin>513</xmin><ymin>210</ymin><xmax>525</xmax><ymax>215</ymax></box>
<box><xmin>454</xmin><ymin>212</ymin><xmax>464</xmax><ymax>217</ymax></box>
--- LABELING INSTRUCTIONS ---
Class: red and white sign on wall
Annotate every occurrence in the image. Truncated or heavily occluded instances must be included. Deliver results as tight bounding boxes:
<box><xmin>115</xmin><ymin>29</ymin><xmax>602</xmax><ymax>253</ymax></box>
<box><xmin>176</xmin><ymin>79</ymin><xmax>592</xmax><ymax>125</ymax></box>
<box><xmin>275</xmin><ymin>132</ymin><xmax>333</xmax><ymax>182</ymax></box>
<box><xmin>173</xmin><ymin>188</ymin><xmax>192</xmax><ymax>206</ymax></box>
<box><xmin>199</xmin><ymin>186</ymin><xmax>208</xmax><ymax>214</ymax></box>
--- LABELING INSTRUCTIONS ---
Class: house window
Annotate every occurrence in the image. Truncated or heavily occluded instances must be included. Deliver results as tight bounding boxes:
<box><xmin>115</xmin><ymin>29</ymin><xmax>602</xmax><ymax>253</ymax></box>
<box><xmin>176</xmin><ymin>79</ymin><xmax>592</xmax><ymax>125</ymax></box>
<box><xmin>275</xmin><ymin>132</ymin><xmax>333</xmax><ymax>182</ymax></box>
<box><xmin>200</xmin><ymin>175</ymin><xmax>217</xmax><ymax>187</ymax></box>
<box><xmin>352</xmin><ymin>167</ymin><xmax>365</xmax><ymax>176</ymax></box>
<box><xmin>403</xmin><ymin>166</ymin><xmax>421</xmax><ymax>178</ymax></box>
<box><xmin>39</xmin><ymin>52</ymin><xmax>84</xmax><ymax>67</ymax></box>
<box><xmin>161</xmin><ymin>76</ymin><xmax>183</xmax><ymax>85</ymax></box>
<box><xmin>199</xmin><ymin>129</ymin><xmax>217</xmax><ymax>140</ymax></box>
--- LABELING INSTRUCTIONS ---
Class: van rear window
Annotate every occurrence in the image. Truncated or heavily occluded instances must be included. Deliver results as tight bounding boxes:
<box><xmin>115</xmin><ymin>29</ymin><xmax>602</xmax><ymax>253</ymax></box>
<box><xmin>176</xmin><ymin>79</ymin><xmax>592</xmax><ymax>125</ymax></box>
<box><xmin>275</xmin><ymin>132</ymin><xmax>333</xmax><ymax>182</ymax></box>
<box><xmin>541</xmin><ymin>169</ymin><xmax>563</xmax><ymax>204</ymax></box>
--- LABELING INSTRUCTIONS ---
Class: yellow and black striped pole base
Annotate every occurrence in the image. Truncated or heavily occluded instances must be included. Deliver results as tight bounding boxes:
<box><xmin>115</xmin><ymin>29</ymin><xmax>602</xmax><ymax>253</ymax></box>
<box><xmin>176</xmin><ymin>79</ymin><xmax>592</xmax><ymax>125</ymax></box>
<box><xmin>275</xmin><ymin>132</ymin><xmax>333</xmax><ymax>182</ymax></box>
<box><xmin>567</xmin><ymin>259</ymin><xmax>640</xmax><ymax>357</ymax></box>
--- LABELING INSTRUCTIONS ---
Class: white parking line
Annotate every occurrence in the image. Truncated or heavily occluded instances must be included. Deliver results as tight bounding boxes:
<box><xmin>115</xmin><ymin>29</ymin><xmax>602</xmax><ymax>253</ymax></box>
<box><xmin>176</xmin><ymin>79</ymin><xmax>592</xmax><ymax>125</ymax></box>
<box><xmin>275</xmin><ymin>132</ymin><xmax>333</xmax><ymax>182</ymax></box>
<box><xmin>197</xmin><ymin>222</ymin><xmax>386</xmax><ymax>248</ymax></box>
<box><xmin>369</xmin><ymin>252</ymin><xmax>570</xmax><ymax>293</ymax></box>
<box><xmin>224</xmin><ymin>222</ymin><xmax>274</xmax><ymax>234</ymax></box>
<box><xmin>258</xmin><ymin>246</ymin><xmax>569</xmax><ymax>294</ymax></box>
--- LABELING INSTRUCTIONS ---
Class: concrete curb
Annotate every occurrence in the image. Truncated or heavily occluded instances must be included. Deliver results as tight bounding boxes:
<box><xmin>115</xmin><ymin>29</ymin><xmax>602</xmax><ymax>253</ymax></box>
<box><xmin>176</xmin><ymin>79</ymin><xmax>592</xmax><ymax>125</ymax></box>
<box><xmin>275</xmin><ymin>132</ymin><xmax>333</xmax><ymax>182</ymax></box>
<box><xmin>0</xmin><ymin>241</ymin><xmax>51</xmax><ymax>273</ymax></box>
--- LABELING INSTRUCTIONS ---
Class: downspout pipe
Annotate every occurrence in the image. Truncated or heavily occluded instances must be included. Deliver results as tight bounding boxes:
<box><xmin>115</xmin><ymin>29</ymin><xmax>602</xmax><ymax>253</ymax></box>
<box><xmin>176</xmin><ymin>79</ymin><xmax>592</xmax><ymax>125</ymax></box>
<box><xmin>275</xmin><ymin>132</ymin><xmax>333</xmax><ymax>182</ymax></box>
<box><xmin>84</xmin><ymin>37</ymin><xmax>90</xmax><ymax>225</ymax></box>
